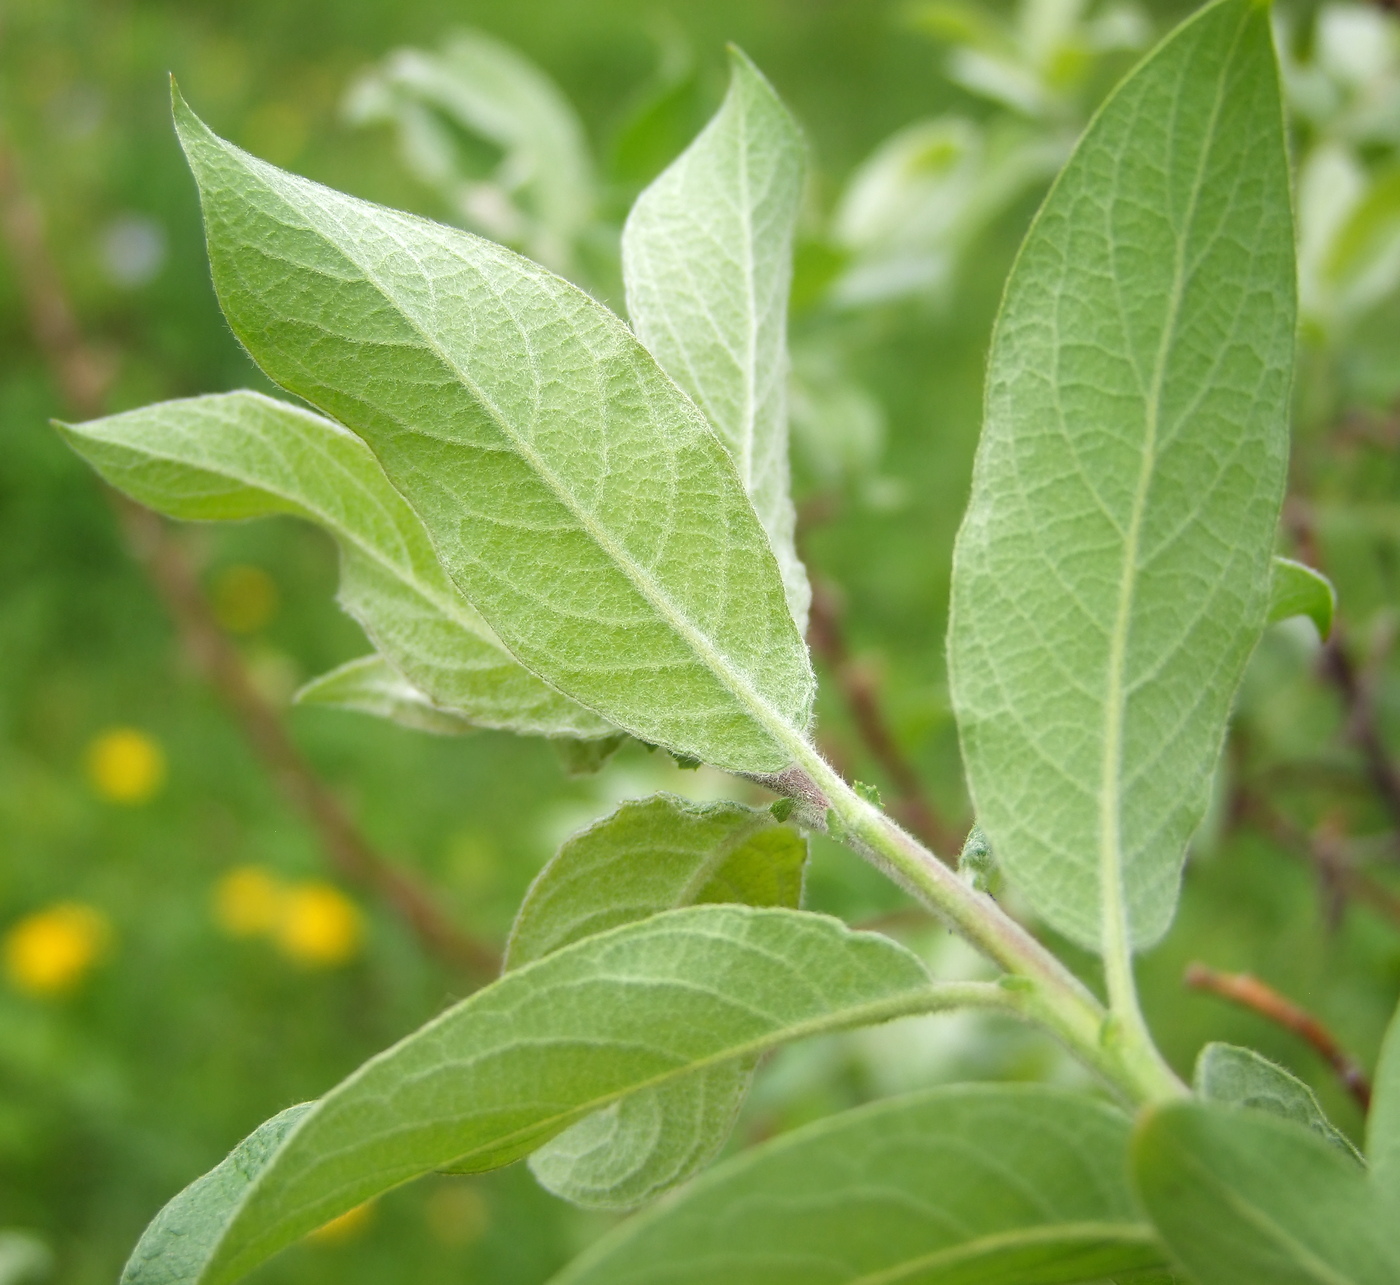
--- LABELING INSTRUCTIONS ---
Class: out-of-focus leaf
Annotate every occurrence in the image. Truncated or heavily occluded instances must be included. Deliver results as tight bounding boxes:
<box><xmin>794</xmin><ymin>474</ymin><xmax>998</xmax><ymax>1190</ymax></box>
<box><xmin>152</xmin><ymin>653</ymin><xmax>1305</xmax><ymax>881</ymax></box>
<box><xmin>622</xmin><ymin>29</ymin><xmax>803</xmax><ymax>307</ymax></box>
<box><xmin>1369</xmin><ymin>999</ymin><xmax>1400</xmax><ymax>1208</ymax></box>
<box><xmin>551</xmin><ymin>1084</ymin><xmax>1168</xmax><ymax>1285</ymax></box>
<box><xmin>622</xmin><ymin>48</ymin><xmax>809</xmax><ymax>632</ymax></box>
<box><xmin>174</xmin><ymin>94</ymin><xmax>814</xmax><ymax>775</ymax></box>
<box><xmin>1133</xmin><ymin>1101</ymin><xmax>1400</xmax><ymax>1284</ymax></box>
<box><xmin>58</xmin><ymin>392</ymin><xmax>613</xmax><ymax>739</ymax></box>
<box><xmin>344</xmin><ymin>30</ymin><xmax>594</xmax><ymax>274</ymax></box>
<box><xmin>0</xmin><ymin>1230</ymin><xmax>53</xmax><ymax>1285</ymax></box>
<box><xmin>1195</xmin><ymin>1042</ymin><xmax>1359</xmax><ymax>1161</ymax></box>
<box><xmin>948</xmin><ymin>0</ymin><xmax>1296</xmax><ymax>951</ymax></box>
<box><xmin>1268</xmin><ymin>557</ymin><xmax>1337</xmax><ymax>639</ymax></box>
<box><xmin>550</xmin><ymin>734</ymin><xmax>629</xmax><ymax>776</ymax></box>
<box><xmin>122</xmin><ymin>906</ymin><xmax>998</xmax><ymax>1285</ymax></box>
<box><xmin>508</xmin><ymin>794</ymin><xmax>806</xmax><ymax>1209</ymax></box>
<box><xmin>294</xmin><ymin>655</ymin><xmax>478</xmax><ymax>736</ymax></box>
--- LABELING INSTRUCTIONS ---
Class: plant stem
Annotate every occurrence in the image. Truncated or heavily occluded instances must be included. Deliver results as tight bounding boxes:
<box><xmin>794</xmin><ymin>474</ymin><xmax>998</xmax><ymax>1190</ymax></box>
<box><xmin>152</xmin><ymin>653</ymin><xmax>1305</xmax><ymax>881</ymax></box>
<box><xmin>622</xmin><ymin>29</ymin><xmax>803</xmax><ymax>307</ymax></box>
<box><xmin>761</xmin><ymin>739</ymin><xmax>1187</xmax><ymax>1106</ymax></box>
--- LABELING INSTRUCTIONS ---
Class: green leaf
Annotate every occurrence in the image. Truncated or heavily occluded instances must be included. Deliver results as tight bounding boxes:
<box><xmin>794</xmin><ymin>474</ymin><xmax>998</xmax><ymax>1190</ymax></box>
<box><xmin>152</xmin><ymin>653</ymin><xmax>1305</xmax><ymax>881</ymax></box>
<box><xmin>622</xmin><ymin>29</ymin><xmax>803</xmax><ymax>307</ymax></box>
<box><xmin>1269</xmin><ymin>557</ymin><xmax>1336</xmax><ymax>638</ymax></box>
<box><xmin>506</xmin><ymin>795</ymin><xmax>807</xmax><ymax>1209</ymax></box>
<box><xmin>123</xmin><ymin>906</ymin><xmax>995</xmax><ymax>1285</ymax></box>
<box><xmin>947</xmin><ymin>0</ymin><xmax>1296</xmax><ymax>951</ymax></box>
<box><xmin>621</xmin><ymin>48</ymin><xmax>810</xmax><ymax>632</ymax></box>
<box><xmin>173</xmin><ymin>93</ymin><xmax>814</xmax><ymax>775</ymax></box>
<box><xmin>294</xmin><ymin>655</ymin><xmax>478</xmax><ymax>736</ymax></box>
<box><xmin>58</xmin><ymin>391</ymin><xmax>612</xmax><ymax>740</ymax></box>
<box><xmin>550</xmin><ymin>1084</ymin><xmax>1168</xmax><ymax>1285</ymax></box>
<box><xmin>1368</xmin><ymin>998</ymin><xmax>1400</xmax><ymax>1208</ymax></box>
<box><xmin>550</xmin><ymin>733</ymin><xmax>629</xmax><ymax>776</ymax></box>
<box><xmin>1133</xmin><ymin>1101</ymin><xmax>1400</xmax><ymax>1285</ymax></box>
<box><xmin>1195</xmin><ymin>1042</ymin><xmax>1360</xmax><ymax>1162</ymax></box>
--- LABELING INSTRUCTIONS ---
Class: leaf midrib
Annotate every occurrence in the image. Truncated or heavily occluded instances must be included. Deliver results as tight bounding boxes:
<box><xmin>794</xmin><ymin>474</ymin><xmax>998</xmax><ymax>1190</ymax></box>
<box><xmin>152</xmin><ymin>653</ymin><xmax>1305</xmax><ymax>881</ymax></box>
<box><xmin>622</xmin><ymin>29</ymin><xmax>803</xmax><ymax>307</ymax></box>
<box><xmin>1096</xmin><ymin>21</ymin><xmax>1240</xmax><ymax>955</ymax></box>
<box><xmin>233</xmin><ymin>151</ymin><xmax>805</xmax><ymax>760</ymax></box>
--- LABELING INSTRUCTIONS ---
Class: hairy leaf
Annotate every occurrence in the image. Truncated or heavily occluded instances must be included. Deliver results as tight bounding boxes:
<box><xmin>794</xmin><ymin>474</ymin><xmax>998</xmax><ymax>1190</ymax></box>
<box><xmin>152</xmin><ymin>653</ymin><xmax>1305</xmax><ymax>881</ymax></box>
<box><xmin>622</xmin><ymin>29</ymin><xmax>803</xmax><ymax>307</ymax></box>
<box><xmin>1269</xmin><ymin>556</ymin><xmax>1336</xmax><ymax>639</ymax></box>
<box><xmin>1195</xmin><ymin>1042</ymin><xmax>1360</xmax><ymax>1162</ymax></box>
<box><xmin>294</xmin><ymin>655</ymin><xmax>477</xmax><ymax>736</ymax></box>
<box><xmin>507</xmin><ymin>794</ymin><xmax>806</xmax><ymax>1209</ymax></box>
<box><xmin>173</xmin><ymin>96</ymin><xmax>814</xmax><ymax>774</ymax></box>
<box><xmin>622</xmin><ymin>48</ymin><xmax>809</xmax><ymax>632</ymax></box>
<box><xmin>59</xmin><ymin>392</ymin><xmax>611</xmax><ymax>739</ymax></box>
<box><xmin>552</xmin><ymin>1085</ymin><xmax>1168</xmax><ymax>1285</ymax></box>
<box><xmin>123</xmin><ymin>906</ymin><xmax>996</xmax><ymax>1285</ymax></box>
<box><xmin>947</xmin><ymin>0</ymin><xmax>1296</xmax><ymax>950</ymax></box>
<box><xmin>1134</xmin><ymin>1101</ymin><xmax>1400</xmax><ymax>1284</ymax></box>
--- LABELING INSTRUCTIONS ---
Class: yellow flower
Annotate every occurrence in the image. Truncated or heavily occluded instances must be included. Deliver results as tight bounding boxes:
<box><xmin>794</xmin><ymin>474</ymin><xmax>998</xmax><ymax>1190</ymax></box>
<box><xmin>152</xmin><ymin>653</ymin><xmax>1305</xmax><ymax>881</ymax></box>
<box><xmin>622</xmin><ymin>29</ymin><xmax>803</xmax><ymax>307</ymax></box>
<box><xmin>306</xmin><ymin>1200</ymin><xmax>374</xmax><ymax>1244</ymax></box>
<box><xmin>213</xmin><ymin>867</ymin><xmax>285</xmax><ymax>938</ymax></box>
<box><xmin>274</xmin><ymin>882</ymin><xmax>362</xmax><ymax>968</ymax></box>
<box><xmin>4</xmin><ymin>903</ymin><xmax>112</xmax><ymax>997</ymax></box>
<box><xmin>211</xmin><ymin>564</ymin><xmax>278</xmax><ymax>634</ymax></box>
<box><xmin>86</xmin><ymin>728</ymin><xmax>165</xmax><ymax>804</ymax></box>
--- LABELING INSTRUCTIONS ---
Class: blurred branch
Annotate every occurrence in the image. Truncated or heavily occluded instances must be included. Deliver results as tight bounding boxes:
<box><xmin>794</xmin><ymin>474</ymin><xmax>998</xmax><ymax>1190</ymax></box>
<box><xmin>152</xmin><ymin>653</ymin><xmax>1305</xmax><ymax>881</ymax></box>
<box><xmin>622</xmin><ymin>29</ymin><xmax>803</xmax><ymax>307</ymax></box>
<box><xmin>806</xmin><ymin>574</ymin><xmax>964</xmax><ymax>858</ymax></box>
<box><xmin>1285</xmin><ymin>499</ymin><xmax>1400</xmax><ymax>841</ymax></box>
<box><xmin>0</xmin><ymin>134</ymin><xmax>498</xmax><ymax>979</ymax></box>
<box><xmin>1184</xmin><ymin>963</ymin><xmax>1373</xmax><ymax>1112</ymax></box>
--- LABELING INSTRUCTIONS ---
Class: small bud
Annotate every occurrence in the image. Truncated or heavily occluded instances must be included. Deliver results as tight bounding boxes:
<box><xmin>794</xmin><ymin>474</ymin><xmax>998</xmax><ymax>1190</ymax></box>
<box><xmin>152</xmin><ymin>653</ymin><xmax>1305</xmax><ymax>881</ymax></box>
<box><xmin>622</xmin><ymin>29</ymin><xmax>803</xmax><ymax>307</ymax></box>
<box><xmin>769</xmin><ymin>798</ymin><xmax>796</xmax><ymax>823</ymax></box>
<box><xmin>958</xmin><ymin>823</ymin><xmax>998</xmax><ymax>894</ymax></box>
<box><xmin>854</xmin><ymin>780</ymin><xmax>882</xmax><ymax>807</ymax></box>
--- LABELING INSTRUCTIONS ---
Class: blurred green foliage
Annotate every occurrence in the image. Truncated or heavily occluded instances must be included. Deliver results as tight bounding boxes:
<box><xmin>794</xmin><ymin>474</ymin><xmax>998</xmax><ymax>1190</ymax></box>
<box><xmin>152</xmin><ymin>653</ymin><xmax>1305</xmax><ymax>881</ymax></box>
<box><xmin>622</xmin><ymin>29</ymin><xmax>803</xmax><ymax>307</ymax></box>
<box><xmin>1</xmin><ymin>0</ymin><xmax>1399</xmax><ymax>1281</ymax></box>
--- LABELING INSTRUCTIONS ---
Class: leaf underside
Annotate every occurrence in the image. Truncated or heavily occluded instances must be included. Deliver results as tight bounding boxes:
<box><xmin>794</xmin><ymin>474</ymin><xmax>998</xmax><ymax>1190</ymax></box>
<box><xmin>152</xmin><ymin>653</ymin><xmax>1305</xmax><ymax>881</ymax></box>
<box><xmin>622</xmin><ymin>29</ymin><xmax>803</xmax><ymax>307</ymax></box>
<box><xmin>294</xmin><ymin>654</ymin><xmax>479</xmax><ymax>736</ymax></box>
<box><xmin>172</xmin><ymin>94</ymin><xmax>814</xmax><ymax>774</ymax></box>
<box><xmin>552</xmin><ymin>1084</ymin><xmax>1168</xmax><ymax>1285</ymax></box>
<box><xmin>1268</xmin><ymin>556</ymin><xmax>1336</xmax><ymax>639</ymax></box>
<box><xmin>947</xmin><ymin>0</ymin><xmax>1296</xmax><ymax>950</ymax></box>
<box><xmin>122</xmin><ymin>906</ymin><xmax>962</xmax><ymax>1285</ymax></box>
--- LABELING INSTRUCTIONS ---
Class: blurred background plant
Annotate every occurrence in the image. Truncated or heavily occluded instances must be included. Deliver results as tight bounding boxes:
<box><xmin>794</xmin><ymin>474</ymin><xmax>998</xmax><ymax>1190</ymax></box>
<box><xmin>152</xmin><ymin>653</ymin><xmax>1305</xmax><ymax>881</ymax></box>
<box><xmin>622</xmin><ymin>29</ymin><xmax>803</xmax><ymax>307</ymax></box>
<box><xmin>0</xmin><ymin>0</ymin><xmax>1398</xmax><ymax>1281</ymax></box>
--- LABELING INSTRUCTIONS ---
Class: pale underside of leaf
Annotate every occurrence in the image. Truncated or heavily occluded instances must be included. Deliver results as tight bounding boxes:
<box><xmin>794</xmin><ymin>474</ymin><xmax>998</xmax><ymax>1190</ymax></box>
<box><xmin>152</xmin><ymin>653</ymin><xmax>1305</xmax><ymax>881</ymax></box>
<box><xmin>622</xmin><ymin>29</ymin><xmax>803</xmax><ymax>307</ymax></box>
<box><xmin>947</xmin><ymin>0</ymin><xmax>1296</xmax><ymax>950</ymax></box>
<box><xmin>123</xmin><ymin>906</ymin><xmax>996</xmax><ymax>1285</ymax></box>
<box><xmin>173</xmin><ymin>97</ymin><xmax>814</xmax><ymax>774</ymax></box>
<box><xmin>622</xmin><ymin>48</ymin><xmax>810</xmax><ymax>632</ymax></box>
<box><xmin>551</xmin><ymin>1084</ymin><xmax>1167</xmax><ymax>1285</ymax></box>
<box><xmin>505</xmin><ymin>794</ymin><xmax>806</xmax><ymax>1209</ymax></box>
<box><xmin>1133</xmin><ymin>1102</ymin><xmax>1400</xmax><ymax>1285</ymax></box>
<box><xmin>59</xmin><ymin>391</ymin><xmax>612</xmax><ymax>739</ymax></box>
<box><xmin>294</xmin><ymin>654</ymin><xmax>479</xmax><ymax>735</ymax></box>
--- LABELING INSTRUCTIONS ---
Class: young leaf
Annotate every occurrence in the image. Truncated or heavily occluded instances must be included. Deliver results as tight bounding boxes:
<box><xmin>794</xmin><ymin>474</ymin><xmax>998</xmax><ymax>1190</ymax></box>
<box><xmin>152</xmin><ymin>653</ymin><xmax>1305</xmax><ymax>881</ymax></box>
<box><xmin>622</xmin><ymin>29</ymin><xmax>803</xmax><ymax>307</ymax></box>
<box><xmin>1269</xmin><ymin>556</ymin><xmax>1336</xmax><ymax>638</ymax></box>
<box><xmin>59</xmin><ymin>392</ymin><xmax>612</xmax><ymax>740</ymax></box>
<box><xmin>1133</xmin><ymin>1101</ymin><xmax>1400</xmax><ymax>1284</ymax></box>
<box><xmin>947</xmin><ymin>0</ymin><xmax>1296</xmax><ymax>951</ymax></box>
<box><xmin>172</xmin><ymin>96</ymin><xmax>814</xmax><ymax>775</ymax></box>
<box><xmin>550</xmin><ymin>1084</ymin><xmax>1168</xmax><ymax>1285</ymax></box>
<box><xmin>123</xmin><ymin>906</ymin><xmax>998</xmax><ymax>1285</ymax></box>
<box><xmin>1195</xmin><ymin>1042</ymin><xmax>1360</xmax><ymax>1162</ymax></box>
<box><xmin>294</xmin><ymin>655</ymin><xmax>478</xmax><ymax>736</ymax></box>
<box><xmin>507</xmin><ymin>794</ymin><xmax>806</xmax><ymax>1209</ymax></box>
<box><xmin>621</xmin><ymin>48</ymin><xmax>810</xmax><ymax>632</ymax></box>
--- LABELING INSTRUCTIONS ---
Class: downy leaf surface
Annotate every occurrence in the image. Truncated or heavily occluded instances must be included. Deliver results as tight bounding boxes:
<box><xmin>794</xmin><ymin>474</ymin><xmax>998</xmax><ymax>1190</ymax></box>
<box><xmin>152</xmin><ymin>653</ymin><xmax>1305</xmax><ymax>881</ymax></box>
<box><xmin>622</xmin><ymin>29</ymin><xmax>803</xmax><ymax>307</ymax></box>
<box><xmin>551</xmin><ymin>1084</ymin><xmax>1168</xmax><ymax>1285</ymax></box>
<box><xmin>1133</xmin><ymin>1101</ymin><xmax>1400</xmax><ymax>1284</ymax></box>
<box><xmin>294</xmin><ymin>654</ymin><xmax>478</xmax><ymax>736</ymax></box>
<box><xmin>123</xmin><ymin>905</ymin><xmax>989</xmax><ymax>1285</ymax></box>
<box><xmin>1194</xmin><ymin>1041</ymin><xmax>1360</xmax><ymax>1161</ymax></box>
<box><xmin>621</xmin><ymin>49</ymin><xmax>810</xmax><ymax>632</ymax></box>
<box><xmin>59</xmin><ymin>392</ymin><xmax>611</xmax><ymax>739</ymax></box>
<box><xmin>947</xmin><ymin>0</ymin><xmax>1296</xmax><ymax>950</ymax></box>
<box><xmin>506</xmin><ymin>794</ymin><xmax>806</xmax><ymax>1209</ymax></box>
<box><xmin>173</xmin><ymin>96</ymin><xmax>814</xmax><ymax>774</ymax></box>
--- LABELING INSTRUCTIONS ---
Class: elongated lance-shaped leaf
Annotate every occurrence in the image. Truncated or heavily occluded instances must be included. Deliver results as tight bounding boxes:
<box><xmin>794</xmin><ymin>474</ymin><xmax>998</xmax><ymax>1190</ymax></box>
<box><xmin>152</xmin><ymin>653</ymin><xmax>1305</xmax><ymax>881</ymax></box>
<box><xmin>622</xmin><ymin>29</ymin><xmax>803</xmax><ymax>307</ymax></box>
<box><xmin>947</xmin><ymin>0</ymin><xmax>1296</xmax><ymax>951</ymax></box>
<box><xmin>621</xmin><ymin>48</ymin><xmax>810</xmax><ymax>633</ymax></box>
<box><xmin>295</xmin><ymin>654</ymin><xmax>479</xmax><ymax>735</ymax></box>
<box><xmin>173</xmin><ymin>94</ymin><xmax>814</xmax><ymax>774</ymax></box>
<box><xmin>123</xmin><ymin>906</ymin><xmax>1000</xmax><ymax>1285</ymax></box>
<box><xmin>551</xmin><ymin>1084</ymin><xmax>1168</xmax><ymax>1285</ymax></box>
<box><xmin>1269</xmin><ymin>556</ymin><xmax>1336</xmax><ymax>638</ymax></box>
<box><xmin>1195</xmin><ymin>1042</ymin><xmax>1360</xmax><ymax>1162</ymax></box>
<box><xmin>506</xmin><ymin>794</ymin><xmax>806</xmax><ymax>1209</ymax></box>
<box><xmin>1133</xmin><ymin>1101</ymin><xmax>1400</xmax><ymax>1284</ymax></box>
<box><xmin>58</xmin><ymin>392</ymin><xmax>612</xmax><ymax>739</ymax></box>
<box><xmin>1369</xmin><ymin>998</ymin><xmax>1400</xmax><ymax>1209</ymax></box>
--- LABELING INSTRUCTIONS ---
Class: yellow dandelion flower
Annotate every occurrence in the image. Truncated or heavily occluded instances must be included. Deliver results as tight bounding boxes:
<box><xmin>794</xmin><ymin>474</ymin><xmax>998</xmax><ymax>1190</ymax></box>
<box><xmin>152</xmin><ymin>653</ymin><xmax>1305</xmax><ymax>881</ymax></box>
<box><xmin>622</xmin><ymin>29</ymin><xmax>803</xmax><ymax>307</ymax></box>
<box><xmin>306</xmin><ymin>1200</ymin><xmax>374</xmax><ymax>1244</ymax></box>
<box><xmin>213</xmin><ymin>867</ymin><xmax>286</xmax><ymax>938</ymax></box>
<box><xmin>275</xmin><ymin>882</ymin><xmax>362</xmax><ymax>967</ymax></box>
<box><xmin>211</xmin><ymin>564</ymin><xmax>279</xmax><ymax>634</ymax></box>
<box><xmin>4</xmin><ymin>903</ymin><xmax>112</xmax><ymax>997</ymax></box>
<box><xmin>86</xmin><ymin>728</ymin><xmax>165</xmax><ymax>804</ymax></box>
